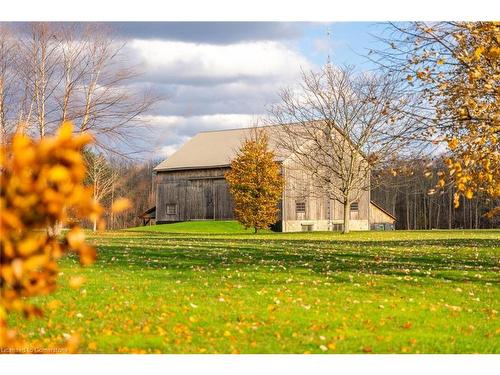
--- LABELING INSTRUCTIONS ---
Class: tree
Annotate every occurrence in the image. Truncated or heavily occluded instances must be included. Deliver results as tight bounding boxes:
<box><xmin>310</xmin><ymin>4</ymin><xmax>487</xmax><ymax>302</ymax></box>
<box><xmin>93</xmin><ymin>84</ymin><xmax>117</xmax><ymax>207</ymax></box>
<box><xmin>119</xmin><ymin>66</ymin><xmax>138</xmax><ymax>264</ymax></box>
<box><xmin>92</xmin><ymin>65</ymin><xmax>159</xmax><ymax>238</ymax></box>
<box><xmin>0</xmin><ymin>25</ymin><xmax>18</xmax><ymax>140</ymax></box>
<box><xmin>225</xmin><ymin>129</ymin><xmax>284</xmax><ymax>233</ymax></box>
<box><xmin>108</xmin><ymin>158</ymin><xmax>159</xmax><ymax>229</ymax></box>
<box><xmin>0</xmin><ymin>22</ymin><xmax>158</xmax><ymax>155</ymax></box>
<box><xmin>371</xmin><ymin>22</ymin><xmax>499</xmax><ymax>208</ymax></box>
<box><xmin>84</xmin><ymin>151</ymin><xmax>119</xmax><ymax>231</ymax></box>
<box><xmin>269</xmin><ymin>64</ymin><xmax>417</xmax><ymax>233</ymax></box>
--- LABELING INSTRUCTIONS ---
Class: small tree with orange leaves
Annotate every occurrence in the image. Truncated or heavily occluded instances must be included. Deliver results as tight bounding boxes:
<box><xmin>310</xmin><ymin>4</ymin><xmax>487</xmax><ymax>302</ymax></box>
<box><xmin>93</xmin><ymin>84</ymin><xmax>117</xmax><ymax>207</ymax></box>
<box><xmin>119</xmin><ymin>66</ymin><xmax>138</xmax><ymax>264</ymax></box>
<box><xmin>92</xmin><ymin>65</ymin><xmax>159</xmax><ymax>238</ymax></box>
<box><xmin>225</xmin><ymin>129</ymin><xmax>284</xmax><ymax>233</ymax></box>
<box><xmin>0</xmin><ymin>122</ymin><xmax>101</xmax><ymax>352</ymax></box>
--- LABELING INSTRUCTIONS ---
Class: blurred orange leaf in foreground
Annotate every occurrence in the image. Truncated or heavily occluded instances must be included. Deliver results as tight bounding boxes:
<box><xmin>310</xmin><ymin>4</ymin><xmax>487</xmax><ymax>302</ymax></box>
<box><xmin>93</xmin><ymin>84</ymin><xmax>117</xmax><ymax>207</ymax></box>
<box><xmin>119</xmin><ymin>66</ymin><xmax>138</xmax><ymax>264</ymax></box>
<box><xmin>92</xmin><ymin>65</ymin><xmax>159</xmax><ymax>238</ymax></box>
<box><xmin>0</xmin><ymin>122</ymin><xmax>101</xmax><ymax>352</ymax></box>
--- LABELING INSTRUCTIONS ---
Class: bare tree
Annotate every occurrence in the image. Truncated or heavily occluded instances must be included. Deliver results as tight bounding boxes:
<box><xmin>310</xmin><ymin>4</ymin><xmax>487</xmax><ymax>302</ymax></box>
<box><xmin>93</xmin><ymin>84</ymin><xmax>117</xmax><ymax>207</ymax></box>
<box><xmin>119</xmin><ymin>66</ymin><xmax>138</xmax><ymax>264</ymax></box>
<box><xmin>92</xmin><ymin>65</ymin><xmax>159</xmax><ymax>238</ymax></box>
<box><xmin>0</xmin><ymin>22</ymin><xmax>159</xmax><ymax>155</ymax></box>
<box><xmin>269</xmin><ymin>64</ymin><xmax>417</xmax><ymax>233</ymax></box>
<box><xmin>84</xmin><ymin>151</ymin><xmax>118</xmax><ymax>231</ymax></box>
<box><xmin>21</xmin><ymin>23</ymin><xmax>60</xmax><ymax>138</ymax></box>
<box><xmin>0</xmin><ymin>25</ymin><xmax>19</xmax><ymax>141</ymax></box>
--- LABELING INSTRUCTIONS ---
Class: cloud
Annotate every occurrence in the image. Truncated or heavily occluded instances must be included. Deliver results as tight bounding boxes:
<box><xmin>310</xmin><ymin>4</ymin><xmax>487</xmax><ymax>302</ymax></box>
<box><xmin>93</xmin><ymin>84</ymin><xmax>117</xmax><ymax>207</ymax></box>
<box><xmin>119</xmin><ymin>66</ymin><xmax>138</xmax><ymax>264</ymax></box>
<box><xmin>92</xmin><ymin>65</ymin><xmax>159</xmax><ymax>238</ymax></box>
<box><xmin>111</xmin><ymin>22</ymin><xmax>305</xmax><ymax>44</ymax></box>
<box><xmin>111</xmin><ymin>25</ymin><xmax>317</xmax><ymax>160</ymax></box>
<box><xmin>145</xmin><ymin>81</ymin><xmax>290</xmax><ymax>117</ymax></box>
<box><xmin>121</xmin><ymin>37</ymin><xmax>315</xmax><ymax>154</ymax></box>
<box><xmin>160</xmin><ymin>145</ymin><xmax>181</xmax><ymax>158</ymax></box>
<box><xmin>127</xmin><ymin>39</ymin><xmax>312</xmax><ymax>86</ymax></box>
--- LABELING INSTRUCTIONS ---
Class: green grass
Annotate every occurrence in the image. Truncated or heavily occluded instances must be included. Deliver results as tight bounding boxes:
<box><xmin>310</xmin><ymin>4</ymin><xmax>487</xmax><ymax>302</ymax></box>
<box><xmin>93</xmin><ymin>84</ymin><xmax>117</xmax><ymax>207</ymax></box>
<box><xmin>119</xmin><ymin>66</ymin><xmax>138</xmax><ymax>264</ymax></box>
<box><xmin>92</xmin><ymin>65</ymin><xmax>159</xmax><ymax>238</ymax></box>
<box><xmin>9</xmin><ymin>224</ymin><xmax>500</xmax><ymax>354</ymax></box>
<box><xmin>127</xmin><ymin>220</ymin><xmax>266</xmax><ymax>234</ymax></box>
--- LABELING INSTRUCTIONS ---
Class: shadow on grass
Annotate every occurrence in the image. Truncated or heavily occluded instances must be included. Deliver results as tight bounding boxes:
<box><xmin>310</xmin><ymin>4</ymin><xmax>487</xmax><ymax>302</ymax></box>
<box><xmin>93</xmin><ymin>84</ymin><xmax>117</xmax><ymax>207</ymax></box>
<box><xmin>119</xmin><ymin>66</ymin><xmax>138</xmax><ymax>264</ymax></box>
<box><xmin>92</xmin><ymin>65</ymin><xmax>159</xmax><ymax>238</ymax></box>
<box><xmin>83</xmin><ymin>236</ymin><xmax>500</xmax><ymax>284</ymax></box>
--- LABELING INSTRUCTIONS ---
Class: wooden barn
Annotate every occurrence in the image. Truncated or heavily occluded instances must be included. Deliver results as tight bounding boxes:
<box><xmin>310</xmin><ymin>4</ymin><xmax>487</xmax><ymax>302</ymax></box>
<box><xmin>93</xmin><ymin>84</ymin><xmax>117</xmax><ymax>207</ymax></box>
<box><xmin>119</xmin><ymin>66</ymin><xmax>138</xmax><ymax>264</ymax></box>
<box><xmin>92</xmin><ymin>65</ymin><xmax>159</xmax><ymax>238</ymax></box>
<box><xmin>151</xmin><ymin>125</ymin><xmax>396</xmax><ymax>232</ymax></box>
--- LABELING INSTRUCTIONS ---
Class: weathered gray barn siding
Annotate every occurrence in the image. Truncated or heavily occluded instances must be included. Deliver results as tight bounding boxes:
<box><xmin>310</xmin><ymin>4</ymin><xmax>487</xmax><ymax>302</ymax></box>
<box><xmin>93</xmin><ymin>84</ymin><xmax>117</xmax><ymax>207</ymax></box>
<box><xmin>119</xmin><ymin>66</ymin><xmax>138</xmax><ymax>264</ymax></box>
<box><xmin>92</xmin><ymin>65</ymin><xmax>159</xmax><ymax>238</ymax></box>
<box><xmin>280</xmin><ymin>160</ymin><xmax>370</xmax><ymax>231</ymax></box>
<box><xmin>155</xmin><ymin>161</ymin><xmax>371</xmax><ymax>230</ymax></box>
<box><xmin>155</xmin><ymin>167</ymin><xmax>235</xmax><ymax>223</ymax></box>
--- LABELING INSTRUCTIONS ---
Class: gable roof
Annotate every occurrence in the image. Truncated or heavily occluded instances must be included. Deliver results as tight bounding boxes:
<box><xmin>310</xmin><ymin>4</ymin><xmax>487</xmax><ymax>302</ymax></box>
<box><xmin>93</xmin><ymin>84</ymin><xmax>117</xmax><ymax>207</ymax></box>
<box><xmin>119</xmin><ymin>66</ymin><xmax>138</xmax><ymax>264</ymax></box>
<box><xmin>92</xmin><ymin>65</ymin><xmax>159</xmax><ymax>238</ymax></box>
<box><xmin>153</xmin><ymin>125</ymin><xmax>289</xmax><ymax>172</ymax></box>
<box><xmin>153</xmin><ymin>121</ymin><xmax>365</xmax><ymax>172</ymax></box>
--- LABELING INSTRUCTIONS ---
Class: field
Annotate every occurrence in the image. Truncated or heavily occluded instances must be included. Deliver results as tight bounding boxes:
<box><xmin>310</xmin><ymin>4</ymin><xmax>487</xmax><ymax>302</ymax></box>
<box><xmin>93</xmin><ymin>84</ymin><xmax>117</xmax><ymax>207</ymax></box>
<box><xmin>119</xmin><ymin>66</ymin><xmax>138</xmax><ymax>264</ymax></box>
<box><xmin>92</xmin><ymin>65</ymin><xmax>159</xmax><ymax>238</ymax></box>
<box><xmin>9</xmin><ymin>222</ymin><xmax>500</xmax><ymax>353</ymax></box>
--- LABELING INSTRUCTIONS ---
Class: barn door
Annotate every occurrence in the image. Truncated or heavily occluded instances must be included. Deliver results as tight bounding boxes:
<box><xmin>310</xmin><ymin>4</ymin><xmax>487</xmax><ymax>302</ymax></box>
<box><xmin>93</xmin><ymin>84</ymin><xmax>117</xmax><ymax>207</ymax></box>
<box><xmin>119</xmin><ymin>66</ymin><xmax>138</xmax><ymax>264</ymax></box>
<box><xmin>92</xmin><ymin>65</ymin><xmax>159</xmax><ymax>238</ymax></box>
<box><xmin>213</xmin><ymin>178</ymin><xmax>233</xmax><ymax>220</ymax></box>
<box><xmin>186</xmin><ymin>180</ymin><xmax>203</xmax><ymax>220</ymax></box>
<box><xmin>204</xmin><ymin>185</ymin><xmax>214</xmax><ymax>220</ymax></box>
<box><xmin>186</xmin><ymin>179</ymin><xmax>215</xmax><ymax>220</ymax></box>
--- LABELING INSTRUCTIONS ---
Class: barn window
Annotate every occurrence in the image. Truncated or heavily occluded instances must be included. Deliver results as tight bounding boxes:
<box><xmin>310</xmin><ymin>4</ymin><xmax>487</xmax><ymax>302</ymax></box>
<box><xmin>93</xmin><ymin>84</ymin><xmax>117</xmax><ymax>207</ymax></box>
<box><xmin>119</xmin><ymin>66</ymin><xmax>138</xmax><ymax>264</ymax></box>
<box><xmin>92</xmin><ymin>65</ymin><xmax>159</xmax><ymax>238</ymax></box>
<box><xmin>350</xmin><ymin>202</ymin><xmax>359</xmax><ymax>211</ymax></box>
<box><xmin>166</xmin><ymin>203</ymin><xmax>177</xmax><ymax>215</ymax></box>
<box><xmin>295</xmin><ymin>201</ymin><xmax>306</xmax><ymax>213</ymax></box>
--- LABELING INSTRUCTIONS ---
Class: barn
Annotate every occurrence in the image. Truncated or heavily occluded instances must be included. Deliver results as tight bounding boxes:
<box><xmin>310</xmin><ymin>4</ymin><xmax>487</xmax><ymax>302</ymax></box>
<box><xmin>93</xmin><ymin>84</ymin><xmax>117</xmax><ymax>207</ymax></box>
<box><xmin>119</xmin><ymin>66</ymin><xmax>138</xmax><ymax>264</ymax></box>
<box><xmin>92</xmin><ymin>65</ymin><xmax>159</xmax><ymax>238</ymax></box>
<box><xmin>150</xmin><ymin>124</ymin><xmax>396</xmax><ymax>232</ymax></box>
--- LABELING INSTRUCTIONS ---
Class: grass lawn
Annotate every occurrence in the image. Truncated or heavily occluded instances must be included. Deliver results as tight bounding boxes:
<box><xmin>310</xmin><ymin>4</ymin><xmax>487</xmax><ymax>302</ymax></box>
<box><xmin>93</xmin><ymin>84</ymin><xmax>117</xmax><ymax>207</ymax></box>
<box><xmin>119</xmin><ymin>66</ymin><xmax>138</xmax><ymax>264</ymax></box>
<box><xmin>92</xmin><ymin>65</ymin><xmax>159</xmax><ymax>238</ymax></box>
<box><xmin>9</xmin><ymin>223</ymin><xmax>500</xmax><ymax>353</ymax></box>
<box><xmin>127</xmin><ymin>220</ymin><xmax>267</xmax><ymax>234</ymax></box>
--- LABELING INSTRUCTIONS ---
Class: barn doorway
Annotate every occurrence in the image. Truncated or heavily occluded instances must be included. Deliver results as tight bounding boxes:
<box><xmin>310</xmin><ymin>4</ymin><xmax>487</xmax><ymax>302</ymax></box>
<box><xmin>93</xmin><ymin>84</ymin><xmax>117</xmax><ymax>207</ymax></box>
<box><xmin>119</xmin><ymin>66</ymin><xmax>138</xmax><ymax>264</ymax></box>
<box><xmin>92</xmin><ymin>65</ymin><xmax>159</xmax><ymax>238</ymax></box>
<box><xmin>204</xmin><ymin>186</ymin><xmax>214</xmax><ymax>220</ymax></box>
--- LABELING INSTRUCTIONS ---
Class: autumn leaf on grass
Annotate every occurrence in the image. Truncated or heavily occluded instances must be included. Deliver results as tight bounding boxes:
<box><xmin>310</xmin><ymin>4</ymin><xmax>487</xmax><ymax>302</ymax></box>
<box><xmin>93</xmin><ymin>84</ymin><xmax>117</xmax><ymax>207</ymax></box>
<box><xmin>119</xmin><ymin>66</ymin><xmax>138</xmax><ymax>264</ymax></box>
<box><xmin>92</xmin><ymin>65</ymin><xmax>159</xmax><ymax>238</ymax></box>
<box><xmin>46</xmin><ymin>299</ymin><xmax>63</xmax><ymax>311</ymax></box>
<box><xmin>327</xmin><ymin>342</ymin><xmax>336</xmax><ymax>351</ymax></box>
<box><xmin>69</xmin><ymin>276</ymin><xmax>86</xmax><ymax>289</ymax></box>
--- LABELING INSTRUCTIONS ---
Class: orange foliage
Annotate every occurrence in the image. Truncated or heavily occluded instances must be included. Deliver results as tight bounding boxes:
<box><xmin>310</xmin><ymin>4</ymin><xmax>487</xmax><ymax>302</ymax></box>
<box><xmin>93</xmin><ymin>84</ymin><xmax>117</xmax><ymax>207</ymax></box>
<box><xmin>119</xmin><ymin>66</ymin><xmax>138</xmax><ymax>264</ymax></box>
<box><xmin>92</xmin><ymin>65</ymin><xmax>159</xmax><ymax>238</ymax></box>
<box><xmin>225</xmin><ymin>129</ymin><xmax>284</xmax><ymax>233</ymax></box>
<box><xmin>0</xmin><ymin>122</ymin><xmax>101</xmax><ymax>352</ymax></box>
<box><xmin>407</xmin><ymin>22</ymin><xmax>499</xmax><ymax>207</ymax></box>
<box><xmin>439</xmin><ymin>22</ymin><xmax>499</xmax><ymax>206</ymax></box>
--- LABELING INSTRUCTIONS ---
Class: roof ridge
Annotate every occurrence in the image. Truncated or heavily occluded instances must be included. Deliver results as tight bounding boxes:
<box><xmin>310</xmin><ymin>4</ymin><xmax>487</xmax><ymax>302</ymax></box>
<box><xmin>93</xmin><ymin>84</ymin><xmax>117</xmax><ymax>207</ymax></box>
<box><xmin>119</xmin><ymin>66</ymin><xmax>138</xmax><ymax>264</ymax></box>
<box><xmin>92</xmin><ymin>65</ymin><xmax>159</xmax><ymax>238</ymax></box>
<box><xmin>196</xmin><ymin>120</ymin><xmax>314</xmax><ymax>134</ymax></box>
<box><xmin>197</xmin><ymin>123</ymin><xmax>280</xmax><ymax>134</ymax></box>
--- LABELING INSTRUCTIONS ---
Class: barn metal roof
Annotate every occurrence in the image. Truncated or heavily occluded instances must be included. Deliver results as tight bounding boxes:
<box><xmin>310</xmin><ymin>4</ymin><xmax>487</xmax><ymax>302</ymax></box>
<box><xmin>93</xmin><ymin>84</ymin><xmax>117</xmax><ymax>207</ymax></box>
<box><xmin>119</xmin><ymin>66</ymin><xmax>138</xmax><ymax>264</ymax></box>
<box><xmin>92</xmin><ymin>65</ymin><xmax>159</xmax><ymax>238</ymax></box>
<box><xmin>153</xmin><ymin>125</ymin><xmax>288</xmax><ymax>172</ymax></box>
<box><xmin>153</xmin><ymin>121</ymin><xmax>365</xmax><ymax>172</ymax></box>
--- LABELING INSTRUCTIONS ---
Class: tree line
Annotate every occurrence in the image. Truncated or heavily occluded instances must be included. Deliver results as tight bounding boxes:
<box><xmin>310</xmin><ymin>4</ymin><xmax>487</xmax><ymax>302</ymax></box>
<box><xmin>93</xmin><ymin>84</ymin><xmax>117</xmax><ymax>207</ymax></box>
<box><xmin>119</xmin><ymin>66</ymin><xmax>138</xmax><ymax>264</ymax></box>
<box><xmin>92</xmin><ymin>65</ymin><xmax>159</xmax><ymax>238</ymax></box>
<box><xmin>372</xmin><ymin>157</ymin><xmax>499</xmax><ymax>230</ymax></box>
<box><xmin>82</xmin><ymin>153</ymin><xmax>159</xmax><ymax>230</ymax></box>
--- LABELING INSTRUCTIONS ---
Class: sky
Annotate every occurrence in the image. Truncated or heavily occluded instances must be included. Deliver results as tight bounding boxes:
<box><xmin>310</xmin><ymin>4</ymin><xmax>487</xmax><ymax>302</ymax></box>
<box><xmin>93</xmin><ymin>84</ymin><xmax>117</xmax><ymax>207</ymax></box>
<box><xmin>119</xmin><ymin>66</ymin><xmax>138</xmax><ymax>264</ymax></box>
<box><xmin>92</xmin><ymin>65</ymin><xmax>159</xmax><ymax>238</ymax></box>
<box><xmin>110</xmin><ymin>22</ymin><xmax>387</xmax><ymax>160</ymax></box>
